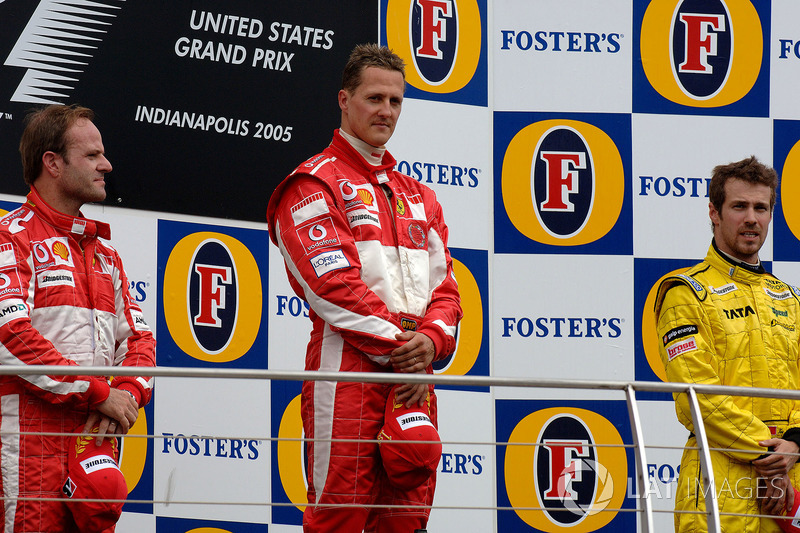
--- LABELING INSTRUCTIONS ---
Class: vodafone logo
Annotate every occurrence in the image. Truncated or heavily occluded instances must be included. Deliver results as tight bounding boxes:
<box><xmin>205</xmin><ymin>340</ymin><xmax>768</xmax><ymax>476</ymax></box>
<box><xmin>0</xmin><ymin>273</ymin><xmax>9</xmax><ymax>290</ymax></box>
<box><xmin>339</xmin><ymin>180</ymin><xmax>358</xmax><ymax>201</ymax></box>
<box><xmin>308</xmin><ymin>224</ymin><xmax>327</xmax><ymax>241</ymax></box>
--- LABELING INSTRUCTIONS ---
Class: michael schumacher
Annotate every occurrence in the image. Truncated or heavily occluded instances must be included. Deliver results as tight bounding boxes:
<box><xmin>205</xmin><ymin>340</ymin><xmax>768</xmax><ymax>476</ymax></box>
<box><xmin>267</xmin><ymin>44</ymin><xmax>461</xmax><ymax>532</ymax></box>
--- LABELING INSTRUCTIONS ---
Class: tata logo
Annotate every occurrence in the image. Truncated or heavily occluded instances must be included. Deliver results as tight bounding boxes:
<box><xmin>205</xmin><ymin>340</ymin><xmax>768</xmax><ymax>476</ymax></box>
<box><xmin>640</xmin><ymin>0</ymin><xmax>763</xmax><ymax>108</ymax></box>
<box><xmin>504</xmin><ymin>407</ymin><xmax>628</xmax><ymax>531</ymax></box>
<box><xmin>500</xmin><ymin>119</ymin><xmax>625</xmax><ymax>247</ymax></box>
<box><xmin>385</xmin><ymin>0</ymin><xmax>482</xmax><ymax>95</ymax></box>
<box><xmin>163</xmin><ymin>232</ymin><xmax>262</xmax><ymax>363</ymax></box>
<box><xmin>723</xmin><ymin>305</ymin><xmax>755</xmax><ymax>319</ymax></box>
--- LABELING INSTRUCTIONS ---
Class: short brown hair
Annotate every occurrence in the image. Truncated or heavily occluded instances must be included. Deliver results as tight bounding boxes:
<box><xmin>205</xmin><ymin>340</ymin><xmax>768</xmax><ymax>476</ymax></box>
<box><xmin>19</xmin><ymin>104</ymin><xmax>94</xmax><ymax>185</ymax></box>
<box><xmin>341</xmin><ymin>43</ymin><xmax>405</xmax><ymax>93</ymax></box>
<box><xmin>708</xmin><ymin>155</ymin><xmax>778</xmax><ymax>213</ymax></box>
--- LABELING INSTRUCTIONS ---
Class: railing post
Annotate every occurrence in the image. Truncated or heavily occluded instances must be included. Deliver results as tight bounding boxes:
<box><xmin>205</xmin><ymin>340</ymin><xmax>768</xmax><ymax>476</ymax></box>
<box><xmin>625</xmin><ymin>385</ymin><xmax>654</xmax><ymax>533</ymax></box>
<box><xmin>687</xmin><ymin>386</ymin><xmax>721</xmax><ymax>533</ymax></box>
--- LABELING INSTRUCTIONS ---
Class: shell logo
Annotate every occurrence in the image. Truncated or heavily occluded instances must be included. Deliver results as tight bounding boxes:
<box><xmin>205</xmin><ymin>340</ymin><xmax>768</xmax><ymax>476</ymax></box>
<box><xmin>52</xmin><ymin>240</ymin><xmax>69</xmax><ymax>261</ymax></box>
<box><xmin>357</xmin><ymin>188</ymin><xmax>374</xmax><ymax>206</ymax></box>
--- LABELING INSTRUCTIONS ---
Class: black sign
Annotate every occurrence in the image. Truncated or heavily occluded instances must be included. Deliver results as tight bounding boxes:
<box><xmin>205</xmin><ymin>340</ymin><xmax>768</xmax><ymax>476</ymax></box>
<box><xmin>0</xmin><ymin>0</ymin><xmax>376</xmax><ymax>221</ymax></box>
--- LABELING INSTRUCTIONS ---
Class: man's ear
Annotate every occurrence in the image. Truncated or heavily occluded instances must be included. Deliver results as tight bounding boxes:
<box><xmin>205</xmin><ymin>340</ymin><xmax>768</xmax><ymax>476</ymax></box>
<box><xmin>41</xmin><ymin>151</ymin><xmax>62</xmax><ymax>178</ymax></box>
<box><xmin>708</xmin><ymin>201</ymin><xmax>720</xmax><ymax>228</ymax></box>
<box><xmin>338</xmin><ymin>89</ymin><xmax>349</xmax><ymax>113</ymax></box>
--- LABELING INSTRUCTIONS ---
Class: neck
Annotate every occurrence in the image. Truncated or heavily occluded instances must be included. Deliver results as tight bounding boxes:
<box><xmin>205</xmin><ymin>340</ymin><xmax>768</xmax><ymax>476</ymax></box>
<box><xmin>339</xmin><ymin>129</ymin><xmax>386</xmax><ymax>166</ymax></box>
<box><xmin>31</xmin><ymin>182</ymin><xmax>81</xmax><ymax>217</ymax></box>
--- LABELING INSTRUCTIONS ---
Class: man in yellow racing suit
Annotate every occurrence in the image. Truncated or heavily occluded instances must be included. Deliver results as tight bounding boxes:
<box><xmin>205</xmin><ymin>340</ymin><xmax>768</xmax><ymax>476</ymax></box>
<box><xmin>655</xmin><ymin>156</ymin><xmax>800</xmax><ymax>532</ymax></box>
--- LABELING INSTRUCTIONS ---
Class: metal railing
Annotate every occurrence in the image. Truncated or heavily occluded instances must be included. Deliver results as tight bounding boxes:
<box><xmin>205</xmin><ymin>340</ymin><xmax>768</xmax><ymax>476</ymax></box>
<box><xmin>1</xmin><ymin>365</ymin><xmax>799</xmax><ymax>532</ymax></box>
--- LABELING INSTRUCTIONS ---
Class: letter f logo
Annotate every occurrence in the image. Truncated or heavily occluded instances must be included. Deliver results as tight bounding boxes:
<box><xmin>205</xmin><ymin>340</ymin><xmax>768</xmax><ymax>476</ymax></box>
<box><xmin>415</xmin><ymin>0</ymin><xmax>452</xmax><ymax>59</ymax></box>
<box><xmin>193</xmin><ymin>264</ymin><xmax>232</xmax><ymax>327</ymax></box>
<box><xmin>679</xmin><ymin>13</ymin><xmax>726</xmax><ymax>74</ymax></box>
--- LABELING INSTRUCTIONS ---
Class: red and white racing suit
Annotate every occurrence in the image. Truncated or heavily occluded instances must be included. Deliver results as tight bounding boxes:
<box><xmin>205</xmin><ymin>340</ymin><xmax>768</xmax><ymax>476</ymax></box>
<box><xmin>0</xmin><ymin>187</ymin><xmax>155</xmax><ymax>532</ymax></box>
<box><xmin>267</xmin><ymin>130</ymin><xmax>462</xmax><ymax>532</ymax></box>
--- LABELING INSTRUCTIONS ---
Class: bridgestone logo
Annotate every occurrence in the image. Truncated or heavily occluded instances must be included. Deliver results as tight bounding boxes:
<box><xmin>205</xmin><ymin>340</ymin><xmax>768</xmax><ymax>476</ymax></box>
<box><xmin>37</xmin><ymin>269</ymin><xmax>75</xmax><ymax>288</ymax></box>
<box><xmin>80</xmin><ymin>455</ymin><xmax>119</xmax><ymax>474</ymax></box>
<box><xmin>42</xmin><ymin>275</ymin><xmax>70</xmax><ymax>283</ymax></box>
<box><xmin>397</xmin><ymin>412</ymin><xmax>434</xmax><ymax>430</ymax></box>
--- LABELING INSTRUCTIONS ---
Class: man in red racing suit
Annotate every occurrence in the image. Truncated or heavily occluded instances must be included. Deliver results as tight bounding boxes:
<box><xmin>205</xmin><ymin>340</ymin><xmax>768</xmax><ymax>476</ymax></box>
<box><xmin>0</xmin><ymin>104</ymin><xmax>155</xmax><ymax>532</ymax></box>
<box><xmin>267</xmin><ymin>44</ymin><xmax>462</xmax><ymax>532</ymax></box>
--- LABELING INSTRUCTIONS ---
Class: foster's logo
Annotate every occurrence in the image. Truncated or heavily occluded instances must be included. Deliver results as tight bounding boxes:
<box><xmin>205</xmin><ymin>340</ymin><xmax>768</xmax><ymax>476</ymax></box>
<box><xmin>190</xmin><ymin>239</ymin><xmax>236</xmax><ymax>353</ymax></box>
<box><xmin>500</xmin><ymin>118</ymin><xmax>625</xmax><ymax>248</ymax></box>
<box><xmin>502</xmin><ymin>405</ymin><xmax>629</xmax><ymax>532</ymax></box>
<box><xmin>385</xmin><ymin>0</ymin><xmax>483</xmax><ymax>95</ymax></box>
<box><xmin>163</xmin><ymin>231</ymin><xmax>263</xmax><ymax>364</ymax></box>
<box><xmin>639</xmin><ymin>0</ymin><xmax>764</xmax><ymax>109</ymax></box>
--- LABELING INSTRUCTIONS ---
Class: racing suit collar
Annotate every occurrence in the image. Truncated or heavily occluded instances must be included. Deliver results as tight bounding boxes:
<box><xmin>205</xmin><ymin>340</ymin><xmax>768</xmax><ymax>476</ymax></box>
<box><xmin>329</xmin><ymin>129</ymin><xmax>397</xmax><ymax>185</ymax></box>
<box><xmin>26</xmin><ymin>186</ymin><xmax>111</xmax><ymax>240</ymax></box>
<box><xmin>708</xmin><ymin>240</ymin><xmax>767</xmax><ymax>281</ymax></box>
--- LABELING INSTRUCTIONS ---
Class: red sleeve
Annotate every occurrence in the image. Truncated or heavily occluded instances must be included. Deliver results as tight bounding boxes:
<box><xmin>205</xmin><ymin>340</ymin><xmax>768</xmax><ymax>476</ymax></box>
<box><xmin>108</xmin><ymin>250</ymin><xmax>155</xmax><ymax>408</ymax></box>
<box><xmin>0</xmin><ymin>234</ymin><xmax>109</xmax><ymax>408</ymax></box>
<box><xmin>415</xmin><ymin>191</ymin><xmax>462</xmax><ymax>360</ymax></box>
<box><xmin>268</xmin><ymin>175</ymin><xmax>405</xmax><ymax>364</ymax></box>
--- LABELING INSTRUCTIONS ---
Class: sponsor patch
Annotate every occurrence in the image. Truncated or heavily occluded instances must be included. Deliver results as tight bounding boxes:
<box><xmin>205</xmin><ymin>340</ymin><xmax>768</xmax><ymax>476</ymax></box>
<box><xmin>62</xmin><ymin>477</ymin><xmax>76</xmax><ymax>498</ymax></box>
<box><xmin>0</xmin><ymin>243</ymin><xmax>15</xmax><ymax>267</ymax></box>
<box><xmin>764</xmin><ymin>278</ymin><xmax>788</xmax><ymax>292</ymax></box>
<box><xmin>0</xmin><ymin>268</ymin><xmax>22</xmax><ymax>298</ymax></box>
<box><xmin>341</xmin><ymin>182</ymin><xmax>379</xmax><ymax>213</ymax></box>
<box><xmin>309</xmin><ymin>249</ymin><xmax>350</xmax><ymax>278</ymax></box>
<box><xmin>710</xmin><ymin>283</ymin><xmax>737</xmax><ymax>295</ymax></box>
<box><xmin>662</xmin><ymin>324</ymin><xmax>698</xmax><ymax>346</ymax></box>
<box><xmin>677</xmin><ymin>274</ymin><xmax>704</xmax><ymax>294</ymax></box>
<box><xmin>397</xmin><ymin>412</ymin><xmax>434</xmax><ymax>431</ymax></box>
<box><xmin>296</xmin><ymin>216</ymin><xmax>340</xmax><ymax>253</ymax></box>
<box><xmin>70</xmin><ymin>219</ymin><xmax>86</xmax><ymax>235</ymax></box>
<box><xmin>347</xmin><ymin>208</ymin><xmax>381</xmax><ymax>228</ymax></box>
<box><xmin>667</xmin><ymin>337</ymin><xmax>697</xmax><ymax>360</ymax></box>
<box><xmin>400</xmin><ymin>317</ymin><xmax>418</xmax><ymax>331</ymax></box>
<box><xmin>406</xmin><ymin>194</ymin><xmax>426</xmax><ymax>221</ymax></box>
<box><xmin>37</xmin><ymin>269</ymin><xmax>75</xmax><ymax>288</ymax></box>
<box><xmin>291</xmin><ymin>192</ymin><xmax>329</xmax><ymax>225</ymax></box>
<box><xmin>80</xmin><ymin>455</ymin><xmax>119</xmax><ymax>474</ymax></box>
<box><xmin>771</xmin><ymin>319</ymin><xmax>796</xmax><ymax>332</ymax></box>
<box><xmin>31</xmin><ymin>237</ymin><xmax>73</xmax><ymax>270</ymax></box>
<box><xmin>0</xmin><ymin>298</ymin><xmax>28</xmax><ymax>327</ymax></box>
<box><xmin>408</xmin><ymin>223</ymin><xmax>426</xmax><ymax>248</ymax></box>
<box><xmin>130</xmin><ymin>309</ymin><xmax>150</xmax><ymax>332</ymax></box>
<box><xmin>765</xmin><ymin>287</ymin><xmax>793</xmax><ymax>300</ymax></box>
